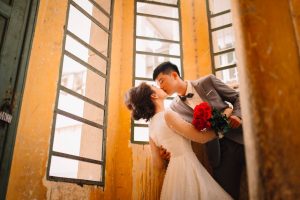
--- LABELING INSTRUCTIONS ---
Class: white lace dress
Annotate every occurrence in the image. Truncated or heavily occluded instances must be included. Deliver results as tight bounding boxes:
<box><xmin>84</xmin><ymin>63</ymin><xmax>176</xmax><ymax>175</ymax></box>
<box><xmin>149</xmin><ymin>111</ymin><xmax>232</xmax><ymax>200</ymax></box>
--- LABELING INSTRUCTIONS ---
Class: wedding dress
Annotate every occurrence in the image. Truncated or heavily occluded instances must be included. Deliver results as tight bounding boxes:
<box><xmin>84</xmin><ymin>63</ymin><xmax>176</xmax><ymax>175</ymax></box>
<box><xmin>149</xmin><ymin>111</ymin><xmax>232</xmax><ymax>200</ymax></box>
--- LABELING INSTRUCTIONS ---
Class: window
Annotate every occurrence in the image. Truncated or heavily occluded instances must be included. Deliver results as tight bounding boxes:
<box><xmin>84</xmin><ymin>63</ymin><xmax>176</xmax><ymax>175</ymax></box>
<box><xmin>47</xmin><ymin>0</ymin><xmax>113</xmax><ymax>186</ymax></box>
<box><xmin>132</xmin><ymin>0</ymin><xmax>183</xmax><ymax>144</ymax></box>
<box><xmin>206</xmin><ymin>0</ymin><xmax>239</xmax><ymax>86</ymax></box>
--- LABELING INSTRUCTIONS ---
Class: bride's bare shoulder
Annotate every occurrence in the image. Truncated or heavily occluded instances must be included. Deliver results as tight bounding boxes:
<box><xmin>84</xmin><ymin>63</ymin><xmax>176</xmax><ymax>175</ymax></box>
<box><xmin>164</xmin><ymin>110</ymin><xmax>179</xmax><ymax>123</ymax></box>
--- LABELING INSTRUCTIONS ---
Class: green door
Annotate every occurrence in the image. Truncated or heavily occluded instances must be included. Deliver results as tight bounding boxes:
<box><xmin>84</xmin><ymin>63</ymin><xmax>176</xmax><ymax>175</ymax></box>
<box><xmin>0</xmin><ymin>0</ymin><xmax>39</xmax><ymax>198</ymax></box>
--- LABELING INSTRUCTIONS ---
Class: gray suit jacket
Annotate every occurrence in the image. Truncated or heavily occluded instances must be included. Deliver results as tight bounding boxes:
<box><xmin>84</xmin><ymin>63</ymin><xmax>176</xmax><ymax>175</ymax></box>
<box><xmin>170</xmin><ymin>74</ymin><xmax>244</xmax><ymax>168</ymax></box>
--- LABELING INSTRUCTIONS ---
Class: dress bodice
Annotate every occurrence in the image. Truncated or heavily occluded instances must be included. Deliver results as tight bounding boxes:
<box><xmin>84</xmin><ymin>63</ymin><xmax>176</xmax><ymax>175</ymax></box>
<box><xmin>149</xmin><ymin>112</ymin><xmax>194</xmax><ymax>158</ymax></box>
<box><xmin>148</xmin><ymin>111</ymin><xmax>232</xmax><ymax>200</ymax></box>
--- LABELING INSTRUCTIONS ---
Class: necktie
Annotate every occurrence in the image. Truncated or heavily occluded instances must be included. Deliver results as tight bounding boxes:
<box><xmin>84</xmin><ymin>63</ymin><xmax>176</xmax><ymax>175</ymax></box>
<box><xmin>178</xmin><ymin>93</ymin><xmax>194</xmax><ymax>101</ymax></box>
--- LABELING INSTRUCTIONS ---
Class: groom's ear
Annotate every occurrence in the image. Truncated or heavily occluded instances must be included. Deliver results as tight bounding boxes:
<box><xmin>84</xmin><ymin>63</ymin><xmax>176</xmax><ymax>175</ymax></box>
<box><xmin>171</xmin><ymin>71</ymin><xmax>179</xmax><ymax>79</ymax></box>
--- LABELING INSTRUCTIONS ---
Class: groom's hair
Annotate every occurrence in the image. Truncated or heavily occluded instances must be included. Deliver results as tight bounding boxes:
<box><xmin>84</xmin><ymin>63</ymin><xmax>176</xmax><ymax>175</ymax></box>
<box><xmin>152</xmin><ymin>61</ymin><xmax>181</xmax><ymax>80</ymax></box>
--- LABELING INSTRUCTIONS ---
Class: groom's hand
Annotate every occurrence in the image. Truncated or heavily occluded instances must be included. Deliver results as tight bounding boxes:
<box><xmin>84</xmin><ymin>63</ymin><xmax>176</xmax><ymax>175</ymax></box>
<box><xmin>159</xmin><ymin>146</ymin><xmax>171</xmax><ymax>161</ymax></box>
<box><xmin>229</xmin><ymin>115</ymin><xmax>242</xmax><ymax>128</ymax></box>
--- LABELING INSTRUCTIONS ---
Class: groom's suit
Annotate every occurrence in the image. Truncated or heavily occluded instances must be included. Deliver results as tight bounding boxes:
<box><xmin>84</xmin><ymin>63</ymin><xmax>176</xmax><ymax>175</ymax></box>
<box><xmin>170</xmin><ymin>74</ymin><xmax>245</xmax><ymax>199</ymax></box>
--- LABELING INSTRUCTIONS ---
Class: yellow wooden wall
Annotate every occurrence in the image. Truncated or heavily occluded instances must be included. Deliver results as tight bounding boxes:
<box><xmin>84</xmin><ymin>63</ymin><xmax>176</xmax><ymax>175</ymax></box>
<box><xmin>6</xmin><ymin>0</ymin><xmax>212</xmax><ymax>199</ymax></box>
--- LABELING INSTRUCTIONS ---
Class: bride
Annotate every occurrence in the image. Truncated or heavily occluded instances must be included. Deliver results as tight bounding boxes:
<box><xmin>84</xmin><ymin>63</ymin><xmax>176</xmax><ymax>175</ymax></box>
<box><xmin>125</xmin><ymin>82</ymin><xmax>232</xmax><ymax>200</ymax></box>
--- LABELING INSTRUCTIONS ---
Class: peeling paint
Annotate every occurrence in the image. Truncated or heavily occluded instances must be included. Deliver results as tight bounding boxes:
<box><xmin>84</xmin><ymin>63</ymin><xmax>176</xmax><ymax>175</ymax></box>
<box><xmin>132</xmin><ymin>144</ymin><xmax>164</xmax><ymax>200</ymax></box>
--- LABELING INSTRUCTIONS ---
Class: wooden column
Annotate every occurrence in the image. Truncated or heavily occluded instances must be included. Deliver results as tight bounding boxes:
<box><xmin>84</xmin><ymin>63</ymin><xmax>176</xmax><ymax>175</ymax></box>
<box><xmin>231</xmin><ymin>0</ymin><xmax>300</xmax><ymax>199</ymax></box>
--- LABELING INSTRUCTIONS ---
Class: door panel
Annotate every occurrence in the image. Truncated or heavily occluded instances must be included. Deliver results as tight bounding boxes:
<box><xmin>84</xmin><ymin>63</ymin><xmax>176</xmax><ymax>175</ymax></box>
<box><xmin>0</xmin><ymin>0</ymin><xmax>13</xmax><ymax>5</ymax></box>
<box><xmin>0</xmin><ymin>0</ymin><xmax>39</xmax><ymax>198</ymax></box>
<box><xmin>0</xmin><ymin>16</ymin><xmax>7</xmax><ymax>49</ymax></box>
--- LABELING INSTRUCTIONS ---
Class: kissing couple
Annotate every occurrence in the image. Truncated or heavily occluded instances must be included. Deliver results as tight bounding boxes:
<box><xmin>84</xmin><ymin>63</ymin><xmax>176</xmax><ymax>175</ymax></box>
<box><xmin>125</xmin><ymin>62</ymin><xmax>245</xmax><ymax>200</ymax></box>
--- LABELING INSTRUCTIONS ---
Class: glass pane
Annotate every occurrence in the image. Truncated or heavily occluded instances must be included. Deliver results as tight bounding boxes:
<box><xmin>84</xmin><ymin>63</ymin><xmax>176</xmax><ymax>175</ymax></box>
<box><xmin>214</xmin><ymin>51</ymin><xmax>236</xmax><ymax>68</ymax></box>
<box><xmin>145</xmin><ymin>0</ymin><xmax>178</xmax><ymax>5</ymax></box>
<box><xmin>61</xmin><ymin>55</ymin><xmax>106</xmax><ymax>104</ymax></box>
<box><xmin>215</xmin><ymin>67</ymin><xmax>238</xmax><ymax>85</ymax></box>
<box><xmin>53</xmin><ymin>114</ymin><xmax>103</xmax><ymax>161</ymax></box>
<box><xmin>58</xmin><ymin>91</ymin><xmax>104</xmax><ymax>125</ymax></box>
<box><xmin>212</xmin><ymin>26</ymin><xmax>234</xmax><ymax>53</ymax></box>
<box><xmin>77</xmin><ymin>160</ymin><xmax>102</xmax><ymax>181</ymax></box>
<box><xmin>136</xmin><ymin>16</ymin><xmax>179</xmax><ymax>41</ymax></box>
<box><xmin>0</xmin><ymin>15</ymin><xmax>7</xmax><ymax>51</ymax></box>
<box><xmin>49</xmin><ymin>156</ymin><xmax>79</xmax><ymax>179</ymax></box>
<box><xmin>65</xmin><ymin>35</ymin><xmax>107</xmax><ymax>74</ymax></box>
<box><xmin>78</xmin><ymin>123</ymin><xmax>103</xmax><ymax>161</ymax></box>
<box><xmin>73</xmin><ymin>0</ymin><xmax>109</xmax><ymax>29</ymax></box>
<box><xmin>137</xmin><ymin>2</ymin><xmax>178</xmax><ymax>18</ymax></box>
<box><xmin>211</xmin><ymin>12</ymin><xmax>232</xmax><ymax>29</ymax></box>
<box><xmin>49</xmin><ymin>156</ymin><xmax>102</xmax><ymax>181</ymax></box>
<box><xmin>133</xmin><ymin>127</ymin><xmax>149</xmax><ymax>142</ymax></box>
<box><xmin>135</xmin><ymin>54</ymin><xmax>181</xmax><ymax>78</ymax></box>
<box><xmin>68</xmin><ymin>5</ymin><xmax>109</xmax><ymax>56</ymax></box>
<box><xmin>134</xmin><ymin>79</ymin><xmax>155</xmax><ymax>87</ymax></box>
<box><xmin>61</xmin><ymin>55</ymin><xmax>86</xmax><ymax>96</ymax></box>
<box><xmin>208</xmin><ymin>0</ymin><xmax>231</xmax><ymax>14</ymax></box>
<box><xmin>134</xmin><ymin>119</ymin><xmax>149</xmax><ymax>125</ymax></box>
<box><xmin>136</xmin><ymin>39</ymin><xmax>180</xmax><ymax>56</ymax></box>
<box><xmin>94</xmin><ymin>0</ymin><xmax>111</xmax><ymax>14</ymax></box>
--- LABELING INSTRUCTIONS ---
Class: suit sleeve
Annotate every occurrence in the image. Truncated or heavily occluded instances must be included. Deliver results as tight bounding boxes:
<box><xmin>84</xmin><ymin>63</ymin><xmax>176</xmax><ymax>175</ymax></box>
<box><xmin>170</xmin><ymin>100</ymin><xmax>176</xmax><ymax>112</ymax></box>
<box><xmin>209</xmin><ymin>75</ymin><xmax>242</xmax><ymax>119</ymax></box>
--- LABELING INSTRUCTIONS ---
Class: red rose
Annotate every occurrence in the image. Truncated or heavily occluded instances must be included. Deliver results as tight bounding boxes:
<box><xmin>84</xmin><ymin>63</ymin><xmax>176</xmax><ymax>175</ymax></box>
<box><xmin>192</xmin><ymin>102</ymin><xmax>230</xmax><ymax>133</ymax></box>
<box><xmin>192</xmin><ymin>102</ymin><xmax>212</xmax><ymax>131</ymax></box>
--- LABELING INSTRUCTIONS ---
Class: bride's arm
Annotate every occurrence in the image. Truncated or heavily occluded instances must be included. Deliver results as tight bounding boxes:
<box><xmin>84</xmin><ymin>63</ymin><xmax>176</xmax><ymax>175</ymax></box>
<box><xmin>164</xmin><ymin>110</ymin><xmax>217</xmax><ymax>144</ymax></box>
<box><xmin>149</xmin><ymin>137</ymin><xmax>167</xmax><ymax>170</ymax></box>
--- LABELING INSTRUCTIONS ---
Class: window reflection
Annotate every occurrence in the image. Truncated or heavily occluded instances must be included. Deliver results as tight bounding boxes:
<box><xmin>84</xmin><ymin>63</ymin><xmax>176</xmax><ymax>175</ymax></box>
<box><xmin>73</xmin><ymin>0</ymin><xmax>110</xmax><ymax>28</ymax></box>
<box><xmin>216</xmin><ymin>67</ymin><xmax>238</xmax><ymax>85</ymax></box>
<box><xmin>137</xmin><ymin>2</ymin><xmax>178</xmax><ymax>18</ymax></box>
<box><xmin>209</xmin><ymin>0</ymin><xmax>231</xmax><ymax>14</ymax></box>
<box><xmin>53</xmin><ymin>114</ymin><xmax>103</xmax><ymax>161</ymax></box>
<box><xmin>208</xmin><ymin>0</ymin><xmax>238</xmax><ymax>86</ymax></box>
<box><xmin>65</xmin><ymin>36</ymin><xmax>107</xmax><ymax>74</ymax></box>
<box><xmin>135</xmin><ymin>54</ymin><xmax>181</xmax><ymax>78</ymax></box>
<box><xmin>134</xmin><ymin>127</ymin><xmax>149</xmax><ymax>142</ymax></box>
<box><xmin>49</xmin><ymin>156</ymin><xmax>102</xmax><ymax>181</ymax></box>
<box><xmin>145</xmin><ymin>0</ymin><xmax>178</xmax><ymax>5</ymax></box>
<box><xmin>136</xmin><ymin>39</ymin><xmax>180</xmax><ymax>56</ymax></box>
<box><xmin>68</xmin><ymin>5</ymin><xmax>109</xmax><ymax>56</ymax></box>
<box><xmin>136</xmin><ymin>16</ymin><xmax>179</xmax><ymax>41</ymax></box>
<box><xmin>211</xmin><ymin>12</ymin><xmax>232</xmax><ymax>29</ymax></box>
<box><xmin>94</xmin><ymin>0</ymin><xmax>111</xmax><ymax>14</ymax></box>
<box><xmin>133</xmin><ymin>0</ymin><xmax>182</xmax><ymax>143</ymax></box>
<box><xmin>49</xmin><ymin>0</ymin><xmax>111</xmax><ymax>184</ymax></box>
<box><xmin>212</xmin><ymin>27</ymin><xmax>234</xmax><ymax>52</ymax></box>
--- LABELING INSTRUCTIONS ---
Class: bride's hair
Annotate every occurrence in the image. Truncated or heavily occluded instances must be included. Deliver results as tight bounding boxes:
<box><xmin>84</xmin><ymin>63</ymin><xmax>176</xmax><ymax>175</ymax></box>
<box><xmin>124</xmin><ymin>82</ymin><xmax>155</xmax><ymax>122</ymax></box>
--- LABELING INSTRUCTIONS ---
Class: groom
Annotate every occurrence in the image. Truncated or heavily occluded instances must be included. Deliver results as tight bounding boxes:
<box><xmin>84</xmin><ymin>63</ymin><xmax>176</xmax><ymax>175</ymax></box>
<box><xmin>153</xmin><ymin>61</ymin><xmax>245</xmax><ymax>199</ymax></box>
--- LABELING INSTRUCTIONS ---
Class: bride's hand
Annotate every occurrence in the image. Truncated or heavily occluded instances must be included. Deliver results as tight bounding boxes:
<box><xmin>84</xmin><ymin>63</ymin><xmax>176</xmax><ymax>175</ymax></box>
<box><xmin>159</xmin><ymin>146</ymin><xmax>171</xmax><ymax>161</ymax></box>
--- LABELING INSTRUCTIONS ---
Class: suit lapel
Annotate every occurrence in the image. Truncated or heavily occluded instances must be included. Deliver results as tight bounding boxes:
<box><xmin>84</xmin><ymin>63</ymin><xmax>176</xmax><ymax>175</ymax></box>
<box><xmin>172</xmin><ymin>96</ymin><xmax>194</xmax><ymax>122</ymax></box>
<box><xmin>175</xmin><ymin>96</ymin><xmax>193</xmax><ymax>112</ymax></box>
<box><xmin>172</xmin><ymin>79</ymin><xmax>213</xmax><ymax>119</ymax></box>
<box><xmin>191</xmin><ymin>81</ymin><xmax>209</xmax><ymax>103</ymax></box>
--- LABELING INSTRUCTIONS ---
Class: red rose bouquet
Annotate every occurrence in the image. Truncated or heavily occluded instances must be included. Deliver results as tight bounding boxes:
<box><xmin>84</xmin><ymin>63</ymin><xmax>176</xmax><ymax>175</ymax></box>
<box><xmin>192</xmin><ymin>102</ymin><xmax>230</xmax><ymax>134</ymax></box>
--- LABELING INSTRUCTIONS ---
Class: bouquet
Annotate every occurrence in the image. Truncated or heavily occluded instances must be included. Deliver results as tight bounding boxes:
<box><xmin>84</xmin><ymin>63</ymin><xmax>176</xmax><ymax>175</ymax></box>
<box><xmin>192</xmin><ymin>102</ymin><xmax>230</xmax><ymax>134</ymax></box>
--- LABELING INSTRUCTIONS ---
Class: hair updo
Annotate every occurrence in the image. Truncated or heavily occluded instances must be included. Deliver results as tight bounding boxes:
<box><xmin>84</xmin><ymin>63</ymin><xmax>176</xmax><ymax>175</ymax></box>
<box><xmin>124</xmin><ymin>82</ymin><xmax>156</xmax><ymax>122</ymax></box>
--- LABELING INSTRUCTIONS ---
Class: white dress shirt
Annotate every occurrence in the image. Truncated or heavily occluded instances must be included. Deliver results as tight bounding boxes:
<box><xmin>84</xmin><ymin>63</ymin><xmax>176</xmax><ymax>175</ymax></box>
<box><xmin>184</xmin><ymin>81</ymin><xmax>203</xmax><ymax>109</ymax></box>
